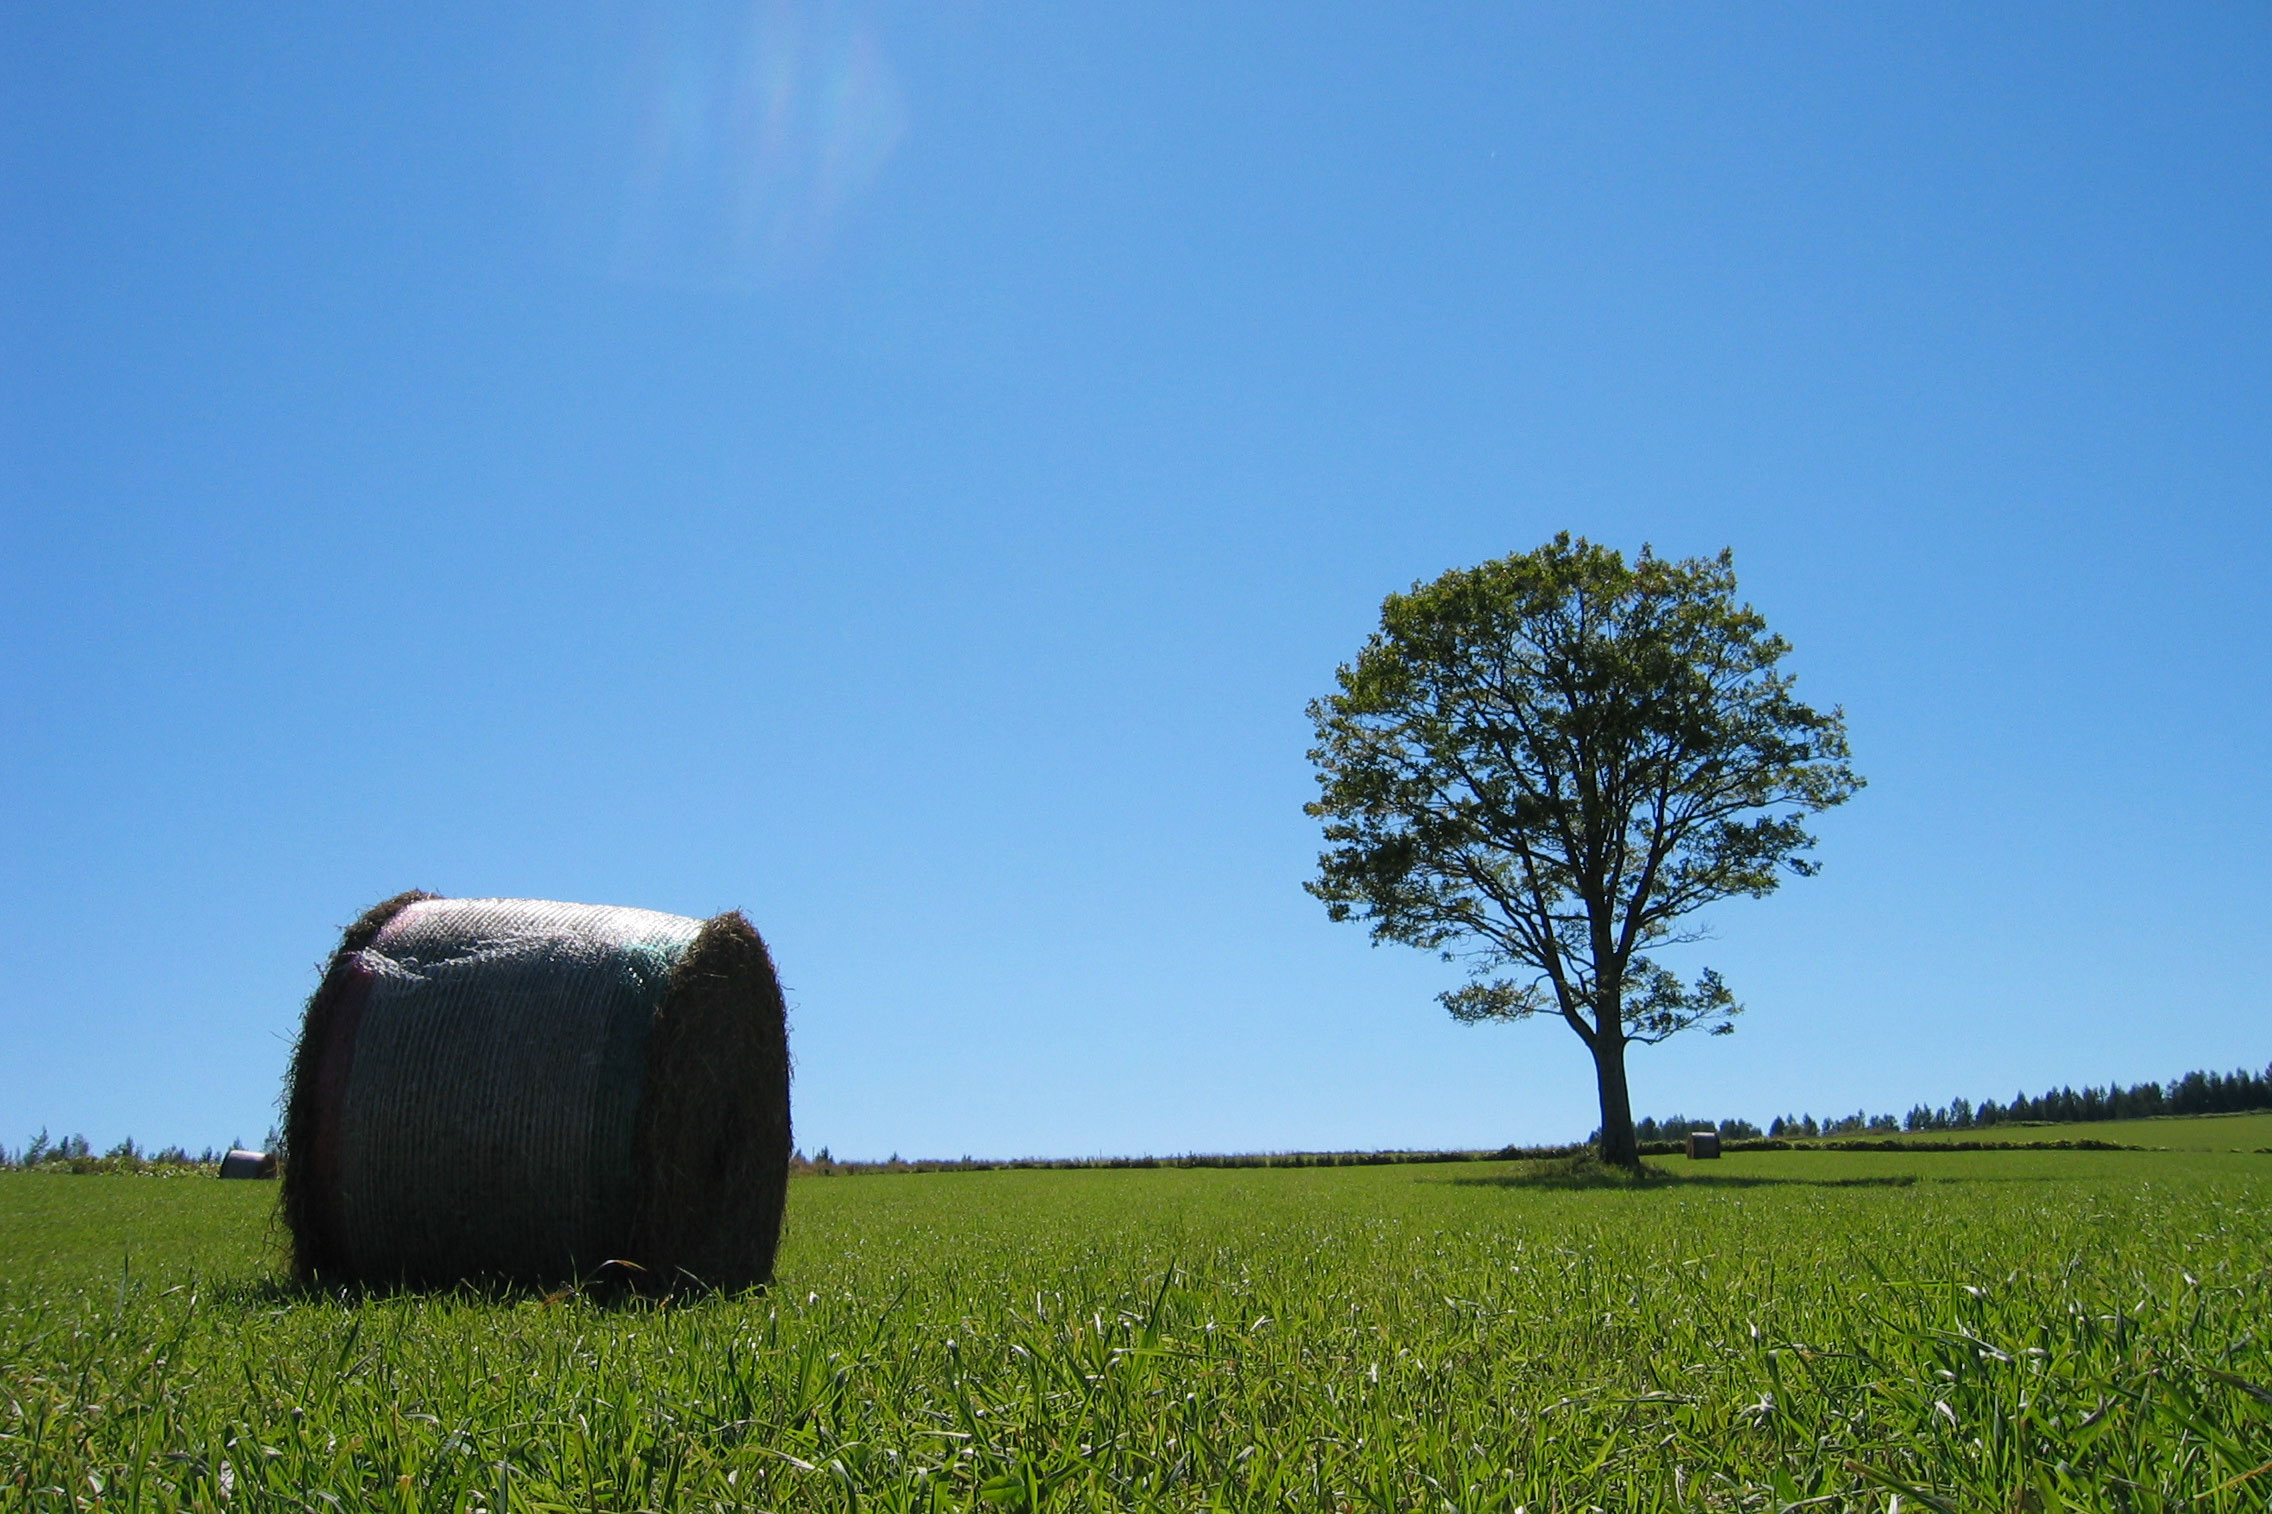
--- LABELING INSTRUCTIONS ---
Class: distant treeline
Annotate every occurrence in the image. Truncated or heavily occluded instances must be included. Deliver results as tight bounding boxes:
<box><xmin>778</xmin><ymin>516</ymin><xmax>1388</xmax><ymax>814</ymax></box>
<box><xmin>0</xmin><ymin>1132</ymin><xmax>229</xmax><ymax>1176</ymax></box>
<box><xmin>787</xmin><ymin>1143</ymin><xmax>1594</xmax><ymax>1177</ymax></box>
<box><xmin>1613</xmin><ymin>1064</ymin><xmax>2272</xmax><ymax>1146</ymax></box>
<box><xmin>788</xmin><ymin>1128</ymin><xmax>2167</xmax><ymax>1177</ymax></box>
<box><xmin>1649</xmin><ymin>1136</ymin><xmax>2150</xmax><ymax>1156</ymax></box>
<box><xmin>1765</xmin><ymin>1062</ymin><xmax>2272</xmax><ymax>1139</ymax></box>
<box><xmin>13</xmin><ymin>1064</ymin><xmax>2267</xmax><ymax>1179</ymax></box>
<box><xmin>1628</xmin><ymin>1115</ymin><xmax>1764</xmax><ymax>1143</ymax></box>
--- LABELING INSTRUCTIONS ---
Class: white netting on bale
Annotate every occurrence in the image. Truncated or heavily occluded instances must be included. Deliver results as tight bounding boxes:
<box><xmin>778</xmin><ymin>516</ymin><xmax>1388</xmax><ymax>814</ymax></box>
<box><xmin>282</xmin><ymin>894</ymin><xmax>791</xmax><ymax>1291</ymax></box>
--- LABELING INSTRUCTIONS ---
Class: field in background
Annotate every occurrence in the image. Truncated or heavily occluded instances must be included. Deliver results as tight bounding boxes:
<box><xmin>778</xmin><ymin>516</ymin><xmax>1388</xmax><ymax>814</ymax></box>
<box><xmin>3</xmin><ymin>1139</ymin><xmax>2269</xmax><ymax>1509</ymax></box>
<box><xmin>1805</xmin><ymin>1109</ymin><xmax>2272</xmax><ymax>1152</ymax></box>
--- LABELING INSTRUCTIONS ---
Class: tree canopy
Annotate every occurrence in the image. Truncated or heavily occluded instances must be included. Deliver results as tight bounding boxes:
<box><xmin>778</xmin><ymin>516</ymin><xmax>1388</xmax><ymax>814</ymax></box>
<box><xmin>1306</xmin><ymin>535</ymin><xmax>1861</xmax><ymax>1166</ymax></box>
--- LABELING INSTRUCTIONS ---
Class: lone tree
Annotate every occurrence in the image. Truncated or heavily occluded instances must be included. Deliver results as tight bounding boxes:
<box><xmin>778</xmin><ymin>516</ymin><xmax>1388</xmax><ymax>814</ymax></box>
<box><xmin>1306</xmin><ymin>535</ymin><xmax>1860</xmax><ymax>1168</ymax></box>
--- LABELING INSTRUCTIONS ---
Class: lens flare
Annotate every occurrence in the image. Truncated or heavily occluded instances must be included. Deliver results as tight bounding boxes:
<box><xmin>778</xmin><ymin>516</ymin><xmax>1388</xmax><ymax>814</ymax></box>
<box><xmin>616</xmin><ymin>0</ymin><xmax>906</xmax><ymax>287</ymax></box>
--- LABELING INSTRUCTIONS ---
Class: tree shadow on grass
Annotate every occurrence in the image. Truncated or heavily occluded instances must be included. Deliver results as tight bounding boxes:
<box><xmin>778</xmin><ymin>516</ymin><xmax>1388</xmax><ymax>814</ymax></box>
<box><xmin>1446</xmin><ymin>1155</ymin><xmax>1925</xmax><ymax>1191</ymax></box>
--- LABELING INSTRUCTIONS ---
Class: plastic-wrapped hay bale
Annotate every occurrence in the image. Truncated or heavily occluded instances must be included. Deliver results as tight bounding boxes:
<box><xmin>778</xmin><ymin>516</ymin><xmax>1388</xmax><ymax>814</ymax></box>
<box><xmin>218</xmin><ymin>1149</ymin><xmax>277</xmax><ymax>1179</ymax></box>
<box><xmin>281</xmin><ymin>893</ymin><xmax>791</xmax><ymax>1290</ymax></box>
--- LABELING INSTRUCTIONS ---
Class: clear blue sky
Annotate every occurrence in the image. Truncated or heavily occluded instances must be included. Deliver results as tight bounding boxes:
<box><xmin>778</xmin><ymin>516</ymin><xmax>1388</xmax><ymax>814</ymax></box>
<box><xmin>5</xmin><ymin>4</ymin><xmax>2268</xmax><ymax>1161</ymax></box>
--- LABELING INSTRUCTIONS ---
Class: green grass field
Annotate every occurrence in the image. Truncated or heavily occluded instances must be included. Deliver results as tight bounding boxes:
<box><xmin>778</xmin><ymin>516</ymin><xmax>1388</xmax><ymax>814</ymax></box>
<box><xmin>5</xmin><ymin>1124</ymin><xmax>2270</xmax><ymax>1511</ymax></box>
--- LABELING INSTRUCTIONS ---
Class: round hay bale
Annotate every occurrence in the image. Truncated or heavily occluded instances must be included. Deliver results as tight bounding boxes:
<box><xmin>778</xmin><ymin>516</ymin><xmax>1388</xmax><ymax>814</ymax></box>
<box><xmin>280</xmin><ymin>893</ymin><xmax>791</xmax><ymax>1291</ymax></box>
<box><xmin>218</xmin><ymin>1149</ymin><xmax>278</xmax><ymax>1179</ymax></box>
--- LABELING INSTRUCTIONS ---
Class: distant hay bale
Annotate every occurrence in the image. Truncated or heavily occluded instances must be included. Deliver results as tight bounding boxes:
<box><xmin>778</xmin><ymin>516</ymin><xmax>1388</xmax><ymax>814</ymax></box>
<box><xmin>218</xmin><ymin>1149</ymin><xmax>277</xmax><ymax>1179</ymax></box>
<box><xmin>280</xmin><ymin>893</ymin><xmax>791</xmax><ymax>1291</ymax></box>
<box><xmin>1685</xmin><ymin>1130</ymin><xmax>1721</xmax><ymax>1159</ymax></box>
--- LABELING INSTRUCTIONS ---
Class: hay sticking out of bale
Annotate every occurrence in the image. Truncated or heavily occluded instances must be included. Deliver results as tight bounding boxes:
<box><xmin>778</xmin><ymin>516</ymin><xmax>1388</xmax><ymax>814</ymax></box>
<box><xmin>281</xmin><ymin>894</ymin><xmax>791</xmax><ymax>1291</ymax></box>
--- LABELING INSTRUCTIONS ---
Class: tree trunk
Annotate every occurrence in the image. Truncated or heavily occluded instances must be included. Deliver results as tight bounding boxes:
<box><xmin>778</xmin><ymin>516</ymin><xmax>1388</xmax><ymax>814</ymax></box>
<box><xmin>1592</xmin><ymin>1037</ymin><xmax>1639</xmax><ymax>1169</ymax></box>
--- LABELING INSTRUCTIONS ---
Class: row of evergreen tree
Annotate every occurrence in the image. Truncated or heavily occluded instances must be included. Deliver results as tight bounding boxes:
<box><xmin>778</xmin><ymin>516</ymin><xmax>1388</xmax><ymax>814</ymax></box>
<box><xmin>1764</xmin><ymin>1062</ymin><xmax>2272</xmax><ymax>1139</ymax></box>
<box><xmin>1631</xmin><ymin>1115</ymin><xmax>1763</xmax><ymax>1143</ymax></box>
<box><xmin>0</xmin><ymin>1131</ymin><xmax>233</xmax><ymax>1173</ymax></box>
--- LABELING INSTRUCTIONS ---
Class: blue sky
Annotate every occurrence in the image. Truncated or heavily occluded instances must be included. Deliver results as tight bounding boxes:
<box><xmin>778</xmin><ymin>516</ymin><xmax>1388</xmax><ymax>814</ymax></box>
<box><xmin>4</xmin><ymin>4</ymin><xmax>2267</xmax><ymax>1161</ymax></box>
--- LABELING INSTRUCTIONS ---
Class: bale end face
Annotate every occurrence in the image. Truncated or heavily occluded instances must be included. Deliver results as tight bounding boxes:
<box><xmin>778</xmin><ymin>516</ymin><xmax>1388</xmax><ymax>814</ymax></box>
<box><xmin>631</xmin><ymin>910</ymin><xmax>793</xmax><ymax>1292</ymax></box>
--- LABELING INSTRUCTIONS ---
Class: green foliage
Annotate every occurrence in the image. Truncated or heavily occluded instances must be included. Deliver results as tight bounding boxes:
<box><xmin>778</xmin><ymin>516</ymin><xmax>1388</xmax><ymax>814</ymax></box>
<box><xmin>1852</xmin><ymin>1109</ymin><xmax>2272</xmax><ymax>1153</ymax></box>
<box><xmin>1307</xmin><ymin>535</ymin><xmax>1860</xmax><ymax>1048</ymax></box>
<box><xmin>5</xmin><ymin>1144</ymin><xmax>2270</xmax><ymax>1509</ymax></box>
<box><xmin>1</xmin><ymin>1129</ymin><xmax>218</xmax><ymax>1177</ymax></box>
<box><xmin>1308</xmin><ymin>535</ymin><xmax>1860</xmax><ymax>1165</ymax></box>
<box><xmin>1914</xmin><ymin>1063</ymin><xmax>2272</xmax><ymax>1131</ymax></box>
<box><xmin>1631</xmin><ymin>1114</ymin><xmax>1763</xmax><ymax>1144</ymax></box>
